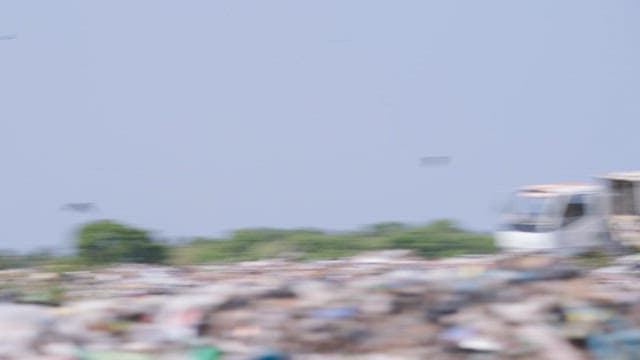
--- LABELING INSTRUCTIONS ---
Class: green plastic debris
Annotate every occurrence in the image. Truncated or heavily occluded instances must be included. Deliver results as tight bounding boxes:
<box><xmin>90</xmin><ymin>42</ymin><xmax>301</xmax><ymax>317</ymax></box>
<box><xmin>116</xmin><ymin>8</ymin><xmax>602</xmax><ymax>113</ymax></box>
<box><xmin>190</xmin><ymin>346</ymin><xmax>222</xmax><ymax>360</ymax></box>
<box><xmin>16</xmin><ymin>286</ymin><xmax>65</xmax><ymax>306</ymax></box>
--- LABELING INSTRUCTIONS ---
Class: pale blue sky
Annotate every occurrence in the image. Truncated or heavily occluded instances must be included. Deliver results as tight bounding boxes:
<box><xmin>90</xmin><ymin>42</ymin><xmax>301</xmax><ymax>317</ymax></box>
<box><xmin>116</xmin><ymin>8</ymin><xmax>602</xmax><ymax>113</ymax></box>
<box><xmin>1</xmin><ymin>1</ymin><xmax>639</xmax><ymax>250</ymax></box>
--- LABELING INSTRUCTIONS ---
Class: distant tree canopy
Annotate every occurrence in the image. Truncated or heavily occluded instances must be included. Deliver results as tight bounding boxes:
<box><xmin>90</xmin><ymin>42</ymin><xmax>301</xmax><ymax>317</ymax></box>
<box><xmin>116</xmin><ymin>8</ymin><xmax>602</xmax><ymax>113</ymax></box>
<box><xmin>0</xmin><ymin>219</ymin><xmax>496</xmax><ymax>270</ymax></box>
<box><xmin>170</xmin><ymin>219</ymin><xmax>496</xmax><ymax>264</ymax></box>
<box><xmin>76</xmin><ymin>220</ymin><xmax>167</xmax><ymax>264</ymax></box>
<box><xmin>364</xmin><ymin>222</ymin><xmax>409</xmax><ymax>236</ymax></box>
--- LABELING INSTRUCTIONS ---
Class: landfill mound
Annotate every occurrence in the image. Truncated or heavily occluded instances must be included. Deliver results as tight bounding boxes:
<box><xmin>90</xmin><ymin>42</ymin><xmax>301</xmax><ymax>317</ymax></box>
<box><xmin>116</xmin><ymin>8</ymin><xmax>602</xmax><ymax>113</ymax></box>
<box><xmin>1</xmin><ymin>251</ymin><xmax>640</xmax><ymax>359</ymax></box>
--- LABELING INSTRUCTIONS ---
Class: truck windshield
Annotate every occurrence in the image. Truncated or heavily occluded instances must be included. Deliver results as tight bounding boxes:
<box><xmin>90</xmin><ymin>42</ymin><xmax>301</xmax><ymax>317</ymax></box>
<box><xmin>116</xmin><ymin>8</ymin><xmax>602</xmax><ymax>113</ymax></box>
<box><xmin>502</xmin><ymin>193</ymin><xmax>559</xmax><ymax>232</ymax></box>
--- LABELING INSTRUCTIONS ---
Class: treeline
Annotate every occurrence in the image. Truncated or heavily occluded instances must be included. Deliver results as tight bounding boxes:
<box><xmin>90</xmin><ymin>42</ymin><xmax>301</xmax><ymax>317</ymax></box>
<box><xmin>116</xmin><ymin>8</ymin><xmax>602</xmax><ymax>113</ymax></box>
<box><xmin>0</xmin><ymin>219</ymin><xmax>497</xmax><ymax>270</ymax></box>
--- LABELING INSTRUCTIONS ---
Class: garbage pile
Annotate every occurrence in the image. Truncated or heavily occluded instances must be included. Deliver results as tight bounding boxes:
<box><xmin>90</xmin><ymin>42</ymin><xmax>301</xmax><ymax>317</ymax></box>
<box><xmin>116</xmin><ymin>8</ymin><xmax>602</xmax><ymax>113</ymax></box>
<box><xmin>1</xmin><ymin>251</ymin><xmax>640</xmax><ymax>359</ymax></box>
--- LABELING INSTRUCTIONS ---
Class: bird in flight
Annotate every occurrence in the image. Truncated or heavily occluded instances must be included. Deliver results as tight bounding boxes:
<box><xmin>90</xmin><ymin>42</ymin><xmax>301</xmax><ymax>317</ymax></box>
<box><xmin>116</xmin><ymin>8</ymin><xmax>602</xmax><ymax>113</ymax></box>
<box><xmin>420</xmin><ymin>156</ymin><xmax>452</xmax><ymax>167</ymax></box>
<box><xmin>61</xmin><ymin>203</ymin><xmax>98</xmax><ymax>213</ymax></box>
<box><xmin>0</xmin><ymin>34</ymin><xmax>17</xmax><ymax>41</ymax></box>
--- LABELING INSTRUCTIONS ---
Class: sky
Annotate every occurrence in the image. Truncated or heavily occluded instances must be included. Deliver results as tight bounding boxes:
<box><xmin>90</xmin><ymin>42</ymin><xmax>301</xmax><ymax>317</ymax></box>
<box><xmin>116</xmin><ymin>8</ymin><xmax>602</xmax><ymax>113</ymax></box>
<box><xmin>0</xmin><ymin>1</ymin><xmax>639</xmax><ymax>251</ymax></box>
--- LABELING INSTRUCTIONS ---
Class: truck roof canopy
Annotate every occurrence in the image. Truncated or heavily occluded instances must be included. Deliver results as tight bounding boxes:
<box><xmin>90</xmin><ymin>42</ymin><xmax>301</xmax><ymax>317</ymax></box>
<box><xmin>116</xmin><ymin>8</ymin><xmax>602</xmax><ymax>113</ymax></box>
<box><xmin>599</xmin><ymin>171</ymin><xmax>640</xmax><ymax>182</ymax></box>
<box><xmin>520</xmin><ymin>182</ymin><xmax>601</xmax><ymax>195</ymax></box>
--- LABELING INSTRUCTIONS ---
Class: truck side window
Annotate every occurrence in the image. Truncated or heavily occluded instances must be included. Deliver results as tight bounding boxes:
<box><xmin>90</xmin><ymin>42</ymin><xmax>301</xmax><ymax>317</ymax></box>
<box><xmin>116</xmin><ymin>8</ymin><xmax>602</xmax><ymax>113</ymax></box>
<box><xmin>563</xmin><ymin>195</ymin><xmax>585</xmax><ymax>226</ymax></box>
<box><xmin>610</xmin><ymin>180</ymin><xmax>637</xmax><ymax>215</ymax></box>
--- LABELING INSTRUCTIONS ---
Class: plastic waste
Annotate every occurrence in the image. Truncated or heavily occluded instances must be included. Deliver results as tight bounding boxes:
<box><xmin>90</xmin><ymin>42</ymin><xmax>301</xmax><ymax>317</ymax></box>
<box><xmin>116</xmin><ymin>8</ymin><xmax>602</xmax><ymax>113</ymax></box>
<box><xmin>458</xmin><ymin>337</ymin><xmax>503</xmax><ymax>353</ymax></box>
<box><xmin>587</xmin><ymin>329</ymin><xmax>640</xmax><ymax>360</ymax></box>
<box><xmin>438</xmin><ymin>325</ymin><xmax>476</xmax><ymax>343</ymax></box>
<box><xmin>308</xmin><ymin>306</ymin><xmax>358</xmax><ymax>319</ymax></box>
<box><xmin>190</xmin><ymin>345</ymin><xmax>222</xmax><ymax>360</ymax></box>
<box><xmin>77</xmin><ymin>350</ymin><xmax>152</xmax><ymax>360</ymax></box>
<box><xmin>252</xmin><ymin>350</ymin><xmax>291</xmax><ymax>360</ymax></box>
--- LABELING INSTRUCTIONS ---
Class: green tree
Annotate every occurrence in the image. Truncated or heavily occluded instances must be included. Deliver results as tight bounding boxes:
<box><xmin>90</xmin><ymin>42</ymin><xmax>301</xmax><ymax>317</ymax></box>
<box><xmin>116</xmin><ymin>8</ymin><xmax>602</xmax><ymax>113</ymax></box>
<box><xmin>76</xmin><ymin>220</ymin><xmax>167</xmax><ymax>264</ymax></box>
<box><xmin>364</xmin><ymin>222</ymin><xmax>409</xmax><ymax>236</ymax></box>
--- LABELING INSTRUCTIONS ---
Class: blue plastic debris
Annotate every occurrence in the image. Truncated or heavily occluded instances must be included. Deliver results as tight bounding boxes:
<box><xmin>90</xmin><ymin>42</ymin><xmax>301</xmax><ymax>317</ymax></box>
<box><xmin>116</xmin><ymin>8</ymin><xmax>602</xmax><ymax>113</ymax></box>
<box><xmin>252</xmin><ymin>350</ymin><xmax>291</xmax><ymax>360</ymax></box>
<box><xmin>587</xmin><ymin>329</ymin><xmax>640</xmax><ymax>360</ymax></box>
<box><xmin>309</xmin><ymin>306</ymin><xmax>358</xmax><ymax>319</ymax></box>
<box><xmin>438</xmin><ymin>325</ymin><xmax>476</xmax><ymax>343</ymax></box>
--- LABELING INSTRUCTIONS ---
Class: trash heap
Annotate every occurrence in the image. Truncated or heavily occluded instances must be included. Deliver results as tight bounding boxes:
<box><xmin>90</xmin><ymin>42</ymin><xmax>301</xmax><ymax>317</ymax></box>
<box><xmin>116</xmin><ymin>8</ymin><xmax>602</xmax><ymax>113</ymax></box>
<box><xmin>1</xmin><ymin>251</ymin><xmax>640</xmax><ymax>359</ymax></box>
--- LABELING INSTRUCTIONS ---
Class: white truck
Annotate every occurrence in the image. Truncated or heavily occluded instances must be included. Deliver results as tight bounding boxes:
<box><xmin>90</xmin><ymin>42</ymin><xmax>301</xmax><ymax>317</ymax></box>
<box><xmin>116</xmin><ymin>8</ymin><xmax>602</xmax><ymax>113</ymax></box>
<box><xmin>495</xmin><ymin>171</ymin><xmax>640</xmax><ymax>253</ymax></box>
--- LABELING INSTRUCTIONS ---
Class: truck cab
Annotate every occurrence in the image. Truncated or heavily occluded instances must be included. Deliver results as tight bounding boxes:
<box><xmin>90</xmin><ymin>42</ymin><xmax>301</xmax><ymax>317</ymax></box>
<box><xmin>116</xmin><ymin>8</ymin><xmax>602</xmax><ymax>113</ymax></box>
<box><xmin>599</xmin><ymin>171</ymin><xmax>640</xmax><ymax>248</ymax></box>
<box><xmin>495</xmin><ymin>182</ymin><xmax>607</xmax><ymax>253</ymax></box>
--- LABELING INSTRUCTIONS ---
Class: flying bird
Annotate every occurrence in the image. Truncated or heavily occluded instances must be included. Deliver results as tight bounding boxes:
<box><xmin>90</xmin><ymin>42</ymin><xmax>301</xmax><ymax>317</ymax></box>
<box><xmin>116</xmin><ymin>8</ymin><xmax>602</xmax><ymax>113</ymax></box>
<box><xmin>61</xmin><ymin>203</ymin><xmax>98</xmax><ymax>213</ymax></box>
<box><xmin>0</xmin><ymin>34</ymin><xmax>17</xmax><ymax>41</ymax></box>
<box><xmin>420</xmin><ymin>156</ymin><xmax>452</xmax><ymax>167</ymax></box>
